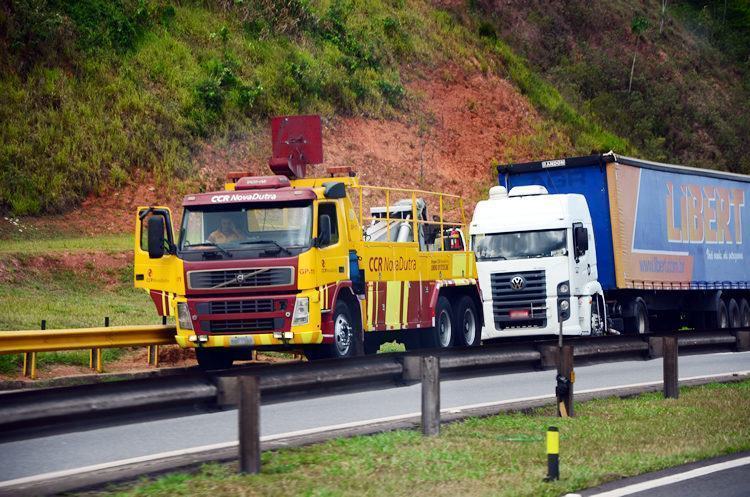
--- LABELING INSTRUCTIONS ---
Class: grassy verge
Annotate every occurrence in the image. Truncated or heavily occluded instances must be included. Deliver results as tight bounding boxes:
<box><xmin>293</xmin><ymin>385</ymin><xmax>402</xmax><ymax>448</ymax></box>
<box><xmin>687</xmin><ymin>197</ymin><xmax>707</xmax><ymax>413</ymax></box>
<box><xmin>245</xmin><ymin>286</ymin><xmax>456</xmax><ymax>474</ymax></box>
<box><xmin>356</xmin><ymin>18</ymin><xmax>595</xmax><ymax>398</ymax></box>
<box><xmin>82</xmin><ymin>380</ymin><xmax>750</xmax><ymax>497</ymax></box>
<box><xmin>0</xmin><ymin>234</ymin><xmax>133</xmax><ymax>253</ymax></box>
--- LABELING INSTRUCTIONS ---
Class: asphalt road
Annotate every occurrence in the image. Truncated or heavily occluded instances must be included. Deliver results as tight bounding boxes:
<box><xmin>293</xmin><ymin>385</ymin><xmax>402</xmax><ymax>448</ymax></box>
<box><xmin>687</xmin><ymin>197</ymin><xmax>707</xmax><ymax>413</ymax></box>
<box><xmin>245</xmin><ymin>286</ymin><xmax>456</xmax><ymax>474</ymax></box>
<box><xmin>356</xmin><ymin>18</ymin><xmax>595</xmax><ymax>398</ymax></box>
<box><xmin>0</xmin><ymin>351</ymin><xmax>748</xmax><ymax>484</ymax></box>
<box><xmin>576</xmin><ymin>452</ymin><xmax>750</xmax><ymax>497</ymax></box>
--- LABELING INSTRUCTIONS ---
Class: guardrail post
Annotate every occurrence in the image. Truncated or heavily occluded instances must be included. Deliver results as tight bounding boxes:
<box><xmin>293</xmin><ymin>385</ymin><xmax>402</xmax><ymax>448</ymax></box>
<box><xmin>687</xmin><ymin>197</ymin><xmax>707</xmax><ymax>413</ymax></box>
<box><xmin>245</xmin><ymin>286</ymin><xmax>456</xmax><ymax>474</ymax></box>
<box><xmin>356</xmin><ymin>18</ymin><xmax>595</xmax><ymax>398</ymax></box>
<box><xmin>90</xmin><ymin>317</ymin><xmax>107</xmax><ymax>372</ymax></box>
<box><xmin>147</xmin><ymin>345</ymin><xmax>159</xmax><ymax>367</ymax></box>
<box><xmin>663</xmin><ymin>336</ymin><xmax>678</xmax><ymax>399</ymax></box>
<box><xmin>238</xmin><ymin>375</ymin><xmax>261</xmax><ymax>474</ymax></box>
<box><xmin>421</xmin><ymin>355</ymin><xmax>440</xmax><ymax>436</ymax></box>
<box><xmin>22</xmin><ymin>320</ymin><xmax>44</xmax><ymax>379</ymax></box>
<box><xmin>735</xmin><ymin>330</ymin><xmax>750</xmax><ymax>352</ymax></box>
<box><xmin>556</xmin><ymin>345</ymin><xmax>574</xmax><ymax>418</ymax></box>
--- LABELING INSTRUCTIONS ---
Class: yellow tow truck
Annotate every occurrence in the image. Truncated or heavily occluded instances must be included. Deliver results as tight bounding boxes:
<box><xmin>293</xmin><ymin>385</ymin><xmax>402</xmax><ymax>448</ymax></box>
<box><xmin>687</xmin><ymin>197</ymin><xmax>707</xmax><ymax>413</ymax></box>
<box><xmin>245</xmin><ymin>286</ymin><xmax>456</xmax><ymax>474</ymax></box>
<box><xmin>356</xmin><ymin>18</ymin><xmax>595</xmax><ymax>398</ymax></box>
<box><xmin>134</xmin><ymin>115</ymin><xmax>482</xmax><ymax>368</ymax></box>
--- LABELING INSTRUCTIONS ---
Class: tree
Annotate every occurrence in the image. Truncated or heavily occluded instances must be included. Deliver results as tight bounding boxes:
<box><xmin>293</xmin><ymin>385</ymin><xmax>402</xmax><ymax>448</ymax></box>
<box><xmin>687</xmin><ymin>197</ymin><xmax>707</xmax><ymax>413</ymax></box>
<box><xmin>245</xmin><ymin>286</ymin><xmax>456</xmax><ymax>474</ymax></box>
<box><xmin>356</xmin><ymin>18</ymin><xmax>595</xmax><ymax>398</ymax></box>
<box><xmin>628</xmin><ymin>15</ymin><xmax>649</xmax><ymax>93</ymax></box>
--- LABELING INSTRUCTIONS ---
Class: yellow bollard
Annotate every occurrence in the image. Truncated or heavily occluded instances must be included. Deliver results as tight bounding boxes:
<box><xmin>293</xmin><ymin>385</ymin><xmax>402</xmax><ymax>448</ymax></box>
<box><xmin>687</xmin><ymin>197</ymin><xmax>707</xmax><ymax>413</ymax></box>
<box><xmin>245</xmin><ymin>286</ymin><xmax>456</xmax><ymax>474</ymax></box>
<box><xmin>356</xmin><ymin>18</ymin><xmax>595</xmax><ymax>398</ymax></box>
<box><xmin>545</xmin><ymin>427</ymin><xmax>560</xmax><ymax>481</ymax></box>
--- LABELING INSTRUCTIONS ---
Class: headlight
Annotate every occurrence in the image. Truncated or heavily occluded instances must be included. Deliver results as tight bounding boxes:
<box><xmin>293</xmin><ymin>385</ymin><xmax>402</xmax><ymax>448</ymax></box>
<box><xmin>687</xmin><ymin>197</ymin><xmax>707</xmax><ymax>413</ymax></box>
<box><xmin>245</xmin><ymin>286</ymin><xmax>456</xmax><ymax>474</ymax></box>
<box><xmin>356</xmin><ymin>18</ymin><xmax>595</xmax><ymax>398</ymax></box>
<box><xmin>177</xmin><ymin>302</ymin><xmax>194</xmax><ymax>330</ymax></box>
<box><xmin>292</xmin><ymin>297</ymin><xmax>309</xmax><ymax>326</ymax></box>
<box><xmin>557</xmin><ymin>281</ymin><xmax>570</xmax><ymax>296</ymax></box>
<box><xmin>560</xmin><ymin>300</ymin><xmax>570</xmax><ymax>311</ymax></box>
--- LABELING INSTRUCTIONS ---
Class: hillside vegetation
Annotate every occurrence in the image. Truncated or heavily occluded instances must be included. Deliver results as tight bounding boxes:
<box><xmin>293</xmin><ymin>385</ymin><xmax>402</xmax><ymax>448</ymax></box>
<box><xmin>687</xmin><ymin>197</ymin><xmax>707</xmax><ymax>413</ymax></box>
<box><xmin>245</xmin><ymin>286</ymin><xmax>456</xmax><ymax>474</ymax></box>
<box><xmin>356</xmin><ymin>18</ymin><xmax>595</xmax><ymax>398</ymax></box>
<box><xmin>469</xmin><ymin>0</ymin><xmax>750</xmax><ymax>173</ymax></box>
<box><xmin>0</xmin><ymin>0</ymin><xmax>627</xmax><ymax>217</ymax></box>
<box><xmin>0</xmin><ymin>0</ymin><xmax>747</xmax><ymax>217</ymax></box>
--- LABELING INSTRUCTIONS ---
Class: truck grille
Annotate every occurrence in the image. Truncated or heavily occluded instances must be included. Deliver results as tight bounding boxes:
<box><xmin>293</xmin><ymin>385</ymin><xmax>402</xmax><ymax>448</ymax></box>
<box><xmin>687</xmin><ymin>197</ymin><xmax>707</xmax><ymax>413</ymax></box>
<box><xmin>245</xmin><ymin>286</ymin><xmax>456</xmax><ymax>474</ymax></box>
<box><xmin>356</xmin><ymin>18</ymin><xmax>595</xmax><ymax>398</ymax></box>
<box><xmin>188</xmin><ymin>267</ymin><xmax>293</xmax><ymax>290</ymax></box>
<box><xmin>196</xmin><ymin>299</ymin><xmax>275</xmax><ymax>315</ymax></box>
<box><xmin>490</xmin><ymin>270</ymin><xmax>547</xmax><ymax>329</ymax></box>
<box><xmin>201</xmin><ymin>318</ymin><xmax>276</xmax><ymax>334</ymax></box>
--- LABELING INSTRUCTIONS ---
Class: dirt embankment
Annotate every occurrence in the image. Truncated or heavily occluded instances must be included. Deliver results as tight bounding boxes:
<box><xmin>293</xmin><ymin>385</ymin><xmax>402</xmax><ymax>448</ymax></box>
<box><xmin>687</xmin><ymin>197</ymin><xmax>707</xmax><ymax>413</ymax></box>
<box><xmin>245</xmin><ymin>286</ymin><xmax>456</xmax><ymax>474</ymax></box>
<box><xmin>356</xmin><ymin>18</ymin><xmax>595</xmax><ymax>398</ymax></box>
<box><xmin>11</xmin><ymin>65</ymin><xmax>552</xmax><ymax>237</ymax></box>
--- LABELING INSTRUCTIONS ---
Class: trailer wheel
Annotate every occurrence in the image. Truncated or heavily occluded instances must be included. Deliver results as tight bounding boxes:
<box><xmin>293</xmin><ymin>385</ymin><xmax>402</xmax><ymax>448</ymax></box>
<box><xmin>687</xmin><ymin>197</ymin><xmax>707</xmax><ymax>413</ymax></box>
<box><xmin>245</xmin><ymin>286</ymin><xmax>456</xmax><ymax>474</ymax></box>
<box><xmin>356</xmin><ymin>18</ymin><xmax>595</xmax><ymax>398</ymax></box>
<box><xmin>740</xmin><ymin>299</ymin><xmax>750</xmax><ymax>328</ymax></box>
<box><xmin>708</xmin><ymin>299</ymin><xmax>729</xmax><ymax>330</ymax></box>
<box><xmin>728</xmin><ymin>299</ymin><xmax>741</xmax><ymax>329</ymax></box>
<box><xmin>455</xmin><ymin>296</ymin><xmax>480</xmax><ymax>347</ymax></box>
<box><xmin>422</xmin><ymin>296</ymin><xmax>454</xmax><ymax>349</ymax></box>
<box><xmin>196</xmin><ymin>348</ymin><xmax>234</xmax><ymax>370</ymax></box>
<box><xmin>625</xmin><ymin>298</ymin><xmax>649</xmax><ymax>334</ymax></box>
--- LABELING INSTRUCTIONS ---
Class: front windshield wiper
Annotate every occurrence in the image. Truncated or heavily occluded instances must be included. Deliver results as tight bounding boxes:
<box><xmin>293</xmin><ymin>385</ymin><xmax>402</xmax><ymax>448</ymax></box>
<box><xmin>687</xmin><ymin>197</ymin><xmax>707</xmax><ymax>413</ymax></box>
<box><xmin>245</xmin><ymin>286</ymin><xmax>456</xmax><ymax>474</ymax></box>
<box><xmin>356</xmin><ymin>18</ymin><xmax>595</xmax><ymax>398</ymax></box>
<box><xmin>186</xmin><ymin>242</ymin><xmax>233</xmax><ymax>258</ymax></box>
<box><xmin>239</xmin><ymin>240</ymin><xmax>292</xmax><ymax>256</ymax></box>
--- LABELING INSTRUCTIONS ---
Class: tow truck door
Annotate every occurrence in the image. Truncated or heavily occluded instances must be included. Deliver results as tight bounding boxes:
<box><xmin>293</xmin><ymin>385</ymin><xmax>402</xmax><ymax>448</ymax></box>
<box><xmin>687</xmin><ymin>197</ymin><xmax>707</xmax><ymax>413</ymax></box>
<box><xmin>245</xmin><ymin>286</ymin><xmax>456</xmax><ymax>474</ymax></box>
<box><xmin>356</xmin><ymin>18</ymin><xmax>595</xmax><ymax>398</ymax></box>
<box><xmin>133</xmin><ymin>207</ymin><xmax>185</xmax><ymax>302</ymax></box>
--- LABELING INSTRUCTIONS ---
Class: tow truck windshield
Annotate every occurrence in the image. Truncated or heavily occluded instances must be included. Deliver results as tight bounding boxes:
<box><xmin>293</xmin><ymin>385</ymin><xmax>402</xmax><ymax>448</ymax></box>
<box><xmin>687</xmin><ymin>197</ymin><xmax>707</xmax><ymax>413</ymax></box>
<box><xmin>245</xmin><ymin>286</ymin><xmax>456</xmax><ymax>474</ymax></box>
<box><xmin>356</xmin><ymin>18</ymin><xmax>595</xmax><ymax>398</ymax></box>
<box><xmin>179</xmin><ymin>202</ymin><xmax>313</xmax><ymax>258</ymax></box>
<box><xmin>473</xmin><ymin>229</ymin><xmax>568</xmax><ymax>261</ymax></box>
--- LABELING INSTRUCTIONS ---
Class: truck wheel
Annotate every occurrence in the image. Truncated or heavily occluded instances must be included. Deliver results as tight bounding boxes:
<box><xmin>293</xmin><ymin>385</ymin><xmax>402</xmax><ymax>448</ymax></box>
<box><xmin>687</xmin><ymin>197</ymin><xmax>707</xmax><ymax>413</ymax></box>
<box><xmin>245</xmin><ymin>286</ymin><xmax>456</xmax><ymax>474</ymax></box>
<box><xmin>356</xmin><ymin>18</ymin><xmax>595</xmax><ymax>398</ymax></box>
<box><xmin>305</xmin><ymin>301</ymin><xmax>358</xmax><ymax>361</ymax></box>
<box><xmin>196</xmin><ymin>348</ymin><xmax>234</xmax><ymax>370</ymax></box>
<box><xmin>625</xmin><ymin>299</ymin><xmax>649</xmax><ymax>334</ymax></box>
<box><xmin>740</xmin><ymin>299</ymin><xmax>750</xmax><ymax>328</ymax></box>
<box><xmin>455</xmin><ymin>296</ymin><xmax>480</xmax><ymax>347</ymax></box>
<box><xmin>422</xmin><ymin>296</ymin><xmax>454</xmax><ymax>349</ymax></box>
<box><xmin>708</xmin><ymin>300</ymin><xmax>729</xmax><ymax>329</ymax></box>
<box><xmin>728</xmin><ymin>299</ymin><xmax>741</xmax><ymax>329</ymax></box>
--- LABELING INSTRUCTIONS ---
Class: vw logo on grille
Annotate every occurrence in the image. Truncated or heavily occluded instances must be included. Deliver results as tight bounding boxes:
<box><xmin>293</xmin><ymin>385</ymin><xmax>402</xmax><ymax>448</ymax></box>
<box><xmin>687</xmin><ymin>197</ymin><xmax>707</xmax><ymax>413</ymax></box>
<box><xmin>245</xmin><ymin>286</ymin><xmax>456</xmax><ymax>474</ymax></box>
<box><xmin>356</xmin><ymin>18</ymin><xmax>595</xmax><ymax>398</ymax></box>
<box><xmin>510</xmin><ymin>275</ymin><xmax>526</xmax><ymax>290</ymax></box>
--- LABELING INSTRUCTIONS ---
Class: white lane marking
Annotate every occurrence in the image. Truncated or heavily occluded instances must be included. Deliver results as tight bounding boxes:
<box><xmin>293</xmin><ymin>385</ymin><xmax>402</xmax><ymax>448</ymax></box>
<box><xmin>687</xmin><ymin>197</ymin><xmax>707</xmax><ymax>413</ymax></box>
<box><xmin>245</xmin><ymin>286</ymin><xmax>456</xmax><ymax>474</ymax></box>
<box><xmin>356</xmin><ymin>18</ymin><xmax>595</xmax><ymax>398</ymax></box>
<box><xmin>1</xmin><ymin>371</ymin><xmax>748</xmax><ymax>488</ymax></box>
<box><xmin>583</xmin><ymin>455</ymin><xmax>750</xmax><ymax>497</ymax></box>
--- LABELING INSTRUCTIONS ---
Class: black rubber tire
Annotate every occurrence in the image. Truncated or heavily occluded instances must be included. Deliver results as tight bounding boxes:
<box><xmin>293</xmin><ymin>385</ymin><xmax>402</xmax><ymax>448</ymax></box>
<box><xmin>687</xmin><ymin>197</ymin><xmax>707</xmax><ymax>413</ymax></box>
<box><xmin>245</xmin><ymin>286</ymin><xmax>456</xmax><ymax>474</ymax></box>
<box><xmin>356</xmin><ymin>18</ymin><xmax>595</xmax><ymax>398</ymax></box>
<box><xmin>421</xmin><ymin>296</ymin><xmax>454</xmax><ymax>349</ymax></box>
<box><xmin>728</xmin><ymin>298</ymin><xmax>741</xmax><ymax>329</ymax></box>
<box><xmin>305</xmin><ymin>300</ymin><xmax>358</xmax><ymax>361</ymax></box>
<box><xmin>740</xmin><ymin>298</ymin><xmax>750</xmax><ymax>328</ymax></box>
<box><xmin>196</xmin><ymin>348</ymin><xmax>234</xmax><ymax>370</ymax></box>
<box><xmin>625</xmin><ymin>298</ymin><xmax>649</xmax><ymax>334</ymax></box>
<box><xmin>454</xmin><ymin>296</ymin><xmax>481</xmax><ymax>347</ymax></box>
<box><xmin>708</xmin><ymin>299</ymin><xmax>730</xmax><ymax>329</ymax></box>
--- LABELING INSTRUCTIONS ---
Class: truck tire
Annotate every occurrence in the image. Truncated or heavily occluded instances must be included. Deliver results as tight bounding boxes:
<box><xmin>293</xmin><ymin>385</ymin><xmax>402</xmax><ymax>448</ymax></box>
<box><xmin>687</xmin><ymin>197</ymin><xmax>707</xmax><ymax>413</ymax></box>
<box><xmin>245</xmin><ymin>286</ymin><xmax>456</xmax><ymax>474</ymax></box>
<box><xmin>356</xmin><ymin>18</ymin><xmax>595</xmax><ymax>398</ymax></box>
<box><xmin>740</xmin><ymin>299</ymin><xmax>750</xmax><ymax>328</ymax></box>
<box><xmin>728</xmin><ymin>298</ymin><xmax>741</xmax><ymax>329</ymax></box>
<box><xmin>454</xmin><ymin>296</ymin><xmax>480</xmax><ymax>347</ymax></box>
<box><xmin>305</xmin><ymin>300</ymin><xmax>358</xmax><ymax>361</ymax></box>
<box><xmin>196</xmin><ymin>348</ymin><xmax>234</xmax><ymax>370</ymax></box>
<box><xmin>708</xmin><ymin>299</ymin><xmax>729</xmax><ymax>329</ymax></box>
<box><xmin>422</xmin><ymin>296</ymin><xmax>454</xmax><ymax>349</ymax></box>
<box><xmin>625</xmin><ymin>298</ymin><xmax>649</xmax><ymax>334</ymax></box>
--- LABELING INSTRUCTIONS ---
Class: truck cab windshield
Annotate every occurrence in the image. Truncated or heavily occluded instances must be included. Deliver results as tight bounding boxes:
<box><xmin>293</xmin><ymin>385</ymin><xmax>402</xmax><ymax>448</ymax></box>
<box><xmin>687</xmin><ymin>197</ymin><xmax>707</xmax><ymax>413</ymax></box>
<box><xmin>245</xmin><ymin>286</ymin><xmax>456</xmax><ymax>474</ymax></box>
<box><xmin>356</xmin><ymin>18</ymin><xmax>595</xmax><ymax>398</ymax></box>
<box><xmin>473</xmin><ymin>229</ymin><xmax>568</xmax><ymax>261</ymax></box>
<box><xmin>179</xmin><ymin>203</ymin><xmax>313</xmax><ymax>258</ymax></box>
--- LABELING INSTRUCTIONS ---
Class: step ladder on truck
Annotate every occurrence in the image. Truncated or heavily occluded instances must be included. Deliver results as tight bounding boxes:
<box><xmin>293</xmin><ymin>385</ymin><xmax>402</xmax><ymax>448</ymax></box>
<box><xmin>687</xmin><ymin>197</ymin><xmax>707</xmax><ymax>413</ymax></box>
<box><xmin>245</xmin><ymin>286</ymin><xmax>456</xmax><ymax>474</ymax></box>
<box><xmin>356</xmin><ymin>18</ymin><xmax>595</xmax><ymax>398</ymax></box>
<box><xmin>133</xmin><ymin>115</ymin><xmax>483</xmax><ymax>369</ymax></box>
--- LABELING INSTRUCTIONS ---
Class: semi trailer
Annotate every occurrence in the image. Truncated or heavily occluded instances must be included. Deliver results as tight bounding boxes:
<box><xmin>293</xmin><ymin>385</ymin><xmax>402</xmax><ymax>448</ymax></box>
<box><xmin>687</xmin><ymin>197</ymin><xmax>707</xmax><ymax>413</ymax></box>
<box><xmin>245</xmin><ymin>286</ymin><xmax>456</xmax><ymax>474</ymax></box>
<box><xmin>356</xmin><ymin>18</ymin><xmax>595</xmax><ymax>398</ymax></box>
<box><xmin>471</xmin><ymin>152</ymin><xmax>750</xmax><ymax>338</ymax></box>
<box><xmin>134</xmin><ymin>115</ymin><xmax>482</xmax><ymax>369</ymax></box>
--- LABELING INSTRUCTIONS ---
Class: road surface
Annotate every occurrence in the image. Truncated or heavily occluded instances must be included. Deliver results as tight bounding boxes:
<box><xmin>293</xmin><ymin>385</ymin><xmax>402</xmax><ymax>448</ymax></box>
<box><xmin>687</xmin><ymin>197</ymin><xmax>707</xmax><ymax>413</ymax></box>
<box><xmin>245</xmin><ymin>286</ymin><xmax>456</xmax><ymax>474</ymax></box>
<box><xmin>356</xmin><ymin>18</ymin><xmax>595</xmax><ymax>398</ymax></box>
<box><xmin>0</xmin><ymin>351</ymin><xmax>748</xmax><ymax>484</ymax></box>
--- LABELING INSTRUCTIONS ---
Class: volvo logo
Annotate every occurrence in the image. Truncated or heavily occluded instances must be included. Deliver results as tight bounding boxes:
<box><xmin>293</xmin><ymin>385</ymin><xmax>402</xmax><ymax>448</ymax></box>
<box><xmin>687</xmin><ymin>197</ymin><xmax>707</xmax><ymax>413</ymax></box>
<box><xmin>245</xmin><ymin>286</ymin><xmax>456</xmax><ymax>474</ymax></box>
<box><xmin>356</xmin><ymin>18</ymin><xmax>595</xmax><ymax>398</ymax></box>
<box><xmin>510</xmin><ymin>275</ymin><xmax>526</xmax><ymax>290</ymax></box>
<box><xmin>236</xmin><ymin>273</ymin><xmax>245</xmax><ymax>283</ymax></box>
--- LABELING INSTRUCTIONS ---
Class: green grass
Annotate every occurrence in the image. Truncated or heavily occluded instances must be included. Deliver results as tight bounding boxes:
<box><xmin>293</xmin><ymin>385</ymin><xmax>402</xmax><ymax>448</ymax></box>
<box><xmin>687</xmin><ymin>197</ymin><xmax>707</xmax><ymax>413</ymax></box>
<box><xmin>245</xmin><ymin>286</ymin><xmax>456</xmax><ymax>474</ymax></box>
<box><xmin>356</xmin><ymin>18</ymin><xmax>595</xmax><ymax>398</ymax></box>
<box><xmin>83</xmin><ymin>380</ymin><xmax>750</xmax><ymax>497</ymax></box>
<box><xmin>0</xmin><ymin>261</ymin><xmax>160</xmax><ymax>375</ymax></box>
<box><xmin>0</xmin><ymin>234</ymin><xmax>133</xmax><ymax>253</ymax></box>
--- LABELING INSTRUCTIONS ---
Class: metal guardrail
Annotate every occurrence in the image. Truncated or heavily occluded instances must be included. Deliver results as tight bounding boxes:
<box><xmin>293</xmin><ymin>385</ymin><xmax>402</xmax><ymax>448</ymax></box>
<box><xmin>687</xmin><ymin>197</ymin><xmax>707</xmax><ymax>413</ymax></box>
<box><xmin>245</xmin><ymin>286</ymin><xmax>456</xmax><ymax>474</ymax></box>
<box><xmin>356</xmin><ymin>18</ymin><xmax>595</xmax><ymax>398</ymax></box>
<box><xmin>0</xmin><ymin>324</ymin><xmax>177</xmax><ymax>378</ymax></box>
<box><xmin>0</xmin><ymin>325</ymin><xmax>176</xmax><ymax>354</ymax></box>
<box><xmin>0</xmin><ymin>329</ymin><xmax>747</xmax><ymax>437</ymax></box>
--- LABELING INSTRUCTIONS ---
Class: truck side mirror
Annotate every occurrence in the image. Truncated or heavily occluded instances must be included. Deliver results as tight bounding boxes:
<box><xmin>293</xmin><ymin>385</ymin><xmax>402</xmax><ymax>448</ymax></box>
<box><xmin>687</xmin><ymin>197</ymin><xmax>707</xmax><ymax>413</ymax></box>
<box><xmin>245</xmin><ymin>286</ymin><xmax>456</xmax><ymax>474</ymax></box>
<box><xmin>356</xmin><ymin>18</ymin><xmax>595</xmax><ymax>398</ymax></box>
<box><xmin>574</xmin><ymin>225</ymin><xmax>589</xmax><ymax>257</ymax></box>
<box><xmin>317</xmin><ymin>214</ymin><xmax>332</xmax><ymax>248</ymax></box>
<box><xmin>148</xmin><ymin>216</ymin><xmax>166</xmax><ymax>259</ymax></box>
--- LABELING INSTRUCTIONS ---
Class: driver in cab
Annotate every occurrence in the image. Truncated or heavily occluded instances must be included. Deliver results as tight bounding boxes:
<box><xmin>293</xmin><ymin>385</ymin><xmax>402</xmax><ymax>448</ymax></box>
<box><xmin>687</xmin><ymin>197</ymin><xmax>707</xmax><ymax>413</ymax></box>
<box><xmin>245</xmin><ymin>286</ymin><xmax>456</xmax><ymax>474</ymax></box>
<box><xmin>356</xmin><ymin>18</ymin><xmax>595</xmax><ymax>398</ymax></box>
<box><xmin>208</xmin><ymin>217</ymin><xmax>243</xmax><ymax>244</ymax></box>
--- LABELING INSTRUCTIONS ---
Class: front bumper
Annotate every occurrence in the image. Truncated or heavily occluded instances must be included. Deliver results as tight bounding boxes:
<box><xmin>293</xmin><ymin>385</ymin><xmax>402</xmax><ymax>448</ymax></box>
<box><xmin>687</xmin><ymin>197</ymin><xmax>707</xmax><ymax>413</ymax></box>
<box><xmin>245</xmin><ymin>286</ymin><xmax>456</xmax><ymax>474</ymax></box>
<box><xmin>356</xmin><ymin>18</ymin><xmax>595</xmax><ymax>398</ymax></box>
<box><xmin>173</xmin><ymin>290</ymin><xmax>323</xmax><ymax>348</ymax></box>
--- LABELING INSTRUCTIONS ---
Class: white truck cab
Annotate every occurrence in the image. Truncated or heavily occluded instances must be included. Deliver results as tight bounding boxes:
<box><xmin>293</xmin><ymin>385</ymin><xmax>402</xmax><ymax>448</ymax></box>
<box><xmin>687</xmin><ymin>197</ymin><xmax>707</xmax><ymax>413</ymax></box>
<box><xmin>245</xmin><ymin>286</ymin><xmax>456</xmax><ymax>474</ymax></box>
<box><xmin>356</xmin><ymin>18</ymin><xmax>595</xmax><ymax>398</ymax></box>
<box><xmin>470</xmin><ymin>185</ymin><xmax>606</xmax><ymax>338</ymax></box>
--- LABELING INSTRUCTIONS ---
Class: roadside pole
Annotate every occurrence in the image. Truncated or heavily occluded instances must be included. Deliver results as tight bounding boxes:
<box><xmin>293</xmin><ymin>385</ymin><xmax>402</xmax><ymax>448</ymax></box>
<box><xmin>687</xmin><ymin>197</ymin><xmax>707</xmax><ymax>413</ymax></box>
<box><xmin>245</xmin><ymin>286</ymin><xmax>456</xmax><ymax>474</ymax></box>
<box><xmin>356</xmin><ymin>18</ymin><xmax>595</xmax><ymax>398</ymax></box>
<box><xmin>239</xmin><ymin>375</ymin><xmax>261</xmax><ymax>474</ymax></box>
<box><xmin>663</xmin><ymin>336</ymin><xmax>678</xmax><ymax>399</ymax></box>
<box><xmin>421</xmin><ymin>355</ymin><xmax>440</xmax><ymax>436</ymax></box>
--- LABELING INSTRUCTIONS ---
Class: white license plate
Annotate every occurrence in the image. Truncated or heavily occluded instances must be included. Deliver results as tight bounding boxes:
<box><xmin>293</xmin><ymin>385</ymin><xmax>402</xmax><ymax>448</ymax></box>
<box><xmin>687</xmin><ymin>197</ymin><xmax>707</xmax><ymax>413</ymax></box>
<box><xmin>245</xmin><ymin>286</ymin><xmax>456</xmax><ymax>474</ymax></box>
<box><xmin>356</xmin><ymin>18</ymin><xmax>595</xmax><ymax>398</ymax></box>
<box><xmin>229</xmin><ymin>335</ymin><xmax>255</xmax><ymax>347</ymax></box>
